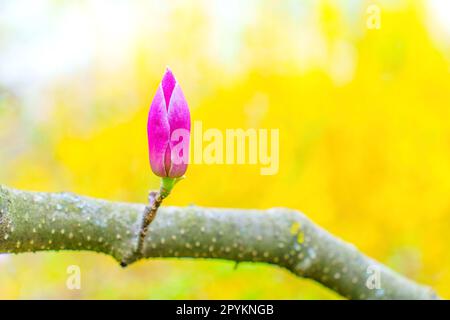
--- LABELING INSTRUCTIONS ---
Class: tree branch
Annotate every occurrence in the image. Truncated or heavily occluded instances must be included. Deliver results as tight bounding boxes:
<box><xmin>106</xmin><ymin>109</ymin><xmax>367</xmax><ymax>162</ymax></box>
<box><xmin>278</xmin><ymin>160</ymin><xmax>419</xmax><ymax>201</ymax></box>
<box><xmin>0</xmin><ymin>185</ymin><xmax>439</xmax><ymax>300</ymax></box>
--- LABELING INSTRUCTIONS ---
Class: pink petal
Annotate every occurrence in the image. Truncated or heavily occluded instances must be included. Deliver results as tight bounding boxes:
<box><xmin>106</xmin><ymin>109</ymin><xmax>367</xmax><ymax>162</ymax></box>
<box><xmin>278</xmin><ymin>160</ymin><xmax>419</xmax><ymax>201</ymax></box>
<box><xmin>147</xmin><ymin>86</ymin><xmax>170</xmax><ymax>177</ymax></box>
<box><xmin>167</xmin><ymin>84</ymin><xmax>191</xmax><ymax>178</ymax></box>
<box><xmin>161</xmin><ymin>68</ymin><xmax>176</xmax><ymax>108</ymax></box>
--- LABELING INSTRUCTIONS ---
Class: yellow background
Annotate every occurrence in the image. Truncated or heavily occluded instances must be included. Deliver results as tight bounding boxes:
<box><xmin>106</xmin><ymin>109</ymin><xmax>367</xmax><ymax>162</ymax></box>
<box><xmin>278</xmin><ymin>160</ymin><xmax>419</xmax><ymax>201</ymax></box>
<box><xmin>0</xmin><ymin>0</ymin><xmax>449</xmax><ymax>299</ymax></box>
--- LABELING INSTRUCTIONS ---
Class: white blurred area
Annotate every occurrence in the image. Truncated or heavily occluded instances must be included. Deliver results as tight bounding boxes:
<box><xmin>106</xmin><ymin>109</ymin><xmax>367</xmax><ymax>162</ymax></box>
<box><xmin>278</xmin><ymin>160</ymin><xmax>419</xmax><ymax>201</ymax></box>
<box><xmin>427</xmin><ymin>0</ymin><xmax>450</xmax><ymax>53</ymax></box>
<box><xmin>428</xmin><ymin>0</ymin><xmax>450</xmax><ymax>34</ymax></box>
<box><xmin>0</xmin><ymin>0</ymin><xmax>154</xmax><ymax>122</ymax></box>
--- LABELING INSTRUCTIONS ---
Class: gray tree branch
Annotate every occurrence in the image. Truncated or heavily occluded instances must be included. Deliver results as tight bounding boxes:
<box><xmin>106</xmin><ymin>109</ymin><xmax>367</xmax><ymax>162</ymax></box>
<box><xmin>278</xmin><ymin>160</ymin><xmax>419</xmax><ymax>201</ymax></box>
<box><xmin>0</xmin><ymin>185</ymin><xmax>439</xmax><ymax>300</ymax></box>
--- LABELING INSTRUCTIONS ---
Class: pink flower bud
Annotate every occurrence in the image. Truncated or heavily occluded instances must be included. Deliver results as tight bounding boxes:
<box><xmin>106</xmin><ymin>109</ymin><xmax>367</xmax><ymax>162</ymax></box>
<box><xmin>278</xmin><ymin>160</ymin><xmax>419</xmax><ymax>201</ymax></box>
<box><xmin>147</xmin><ymin>68</ymin><xmax>191</xmax><ymax>178</ymax></box>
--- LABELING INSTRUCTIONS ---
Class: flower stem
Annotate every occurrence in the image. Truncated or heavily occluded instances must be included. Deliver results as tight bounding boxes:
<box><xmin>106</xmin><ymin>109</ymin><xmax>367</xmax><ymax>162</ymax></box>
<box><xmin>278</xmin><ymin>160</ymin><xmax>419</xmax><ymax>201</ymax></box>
<box><xmin>161</xmin><ymin>177</ymin><xmax>183</xmax><ymax>197</ymax></box>
<box><xmin>120</xmin><ymin>177</ymin><xmax>184</xmax><ymax>266</ymax></box>
<box><xmin>135</xmin><ymin>191</ymin><xmax>167</xmax><ymax>258</ymax></box>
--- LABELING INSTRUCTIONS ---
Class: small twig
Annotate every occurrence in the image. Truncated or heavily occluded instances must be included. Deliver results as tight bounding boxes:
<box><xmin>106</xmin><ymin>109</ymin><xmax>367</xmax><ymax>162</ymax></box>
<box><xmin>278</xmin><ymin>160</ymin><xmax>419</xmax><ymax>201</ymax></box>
<box><xmin>136</xmin><ymin>191</ymin><xmax>164</xmax><ymax>255</ymax></box>
<box><xmin>120</xmin><ymin>182</ymin><xmax>174</xmax><ymax>267</ymax></box>
<box><xmin>121</xmin><ymin>191</ymin><xmax>165</xmax><ymax>267</ymax></box>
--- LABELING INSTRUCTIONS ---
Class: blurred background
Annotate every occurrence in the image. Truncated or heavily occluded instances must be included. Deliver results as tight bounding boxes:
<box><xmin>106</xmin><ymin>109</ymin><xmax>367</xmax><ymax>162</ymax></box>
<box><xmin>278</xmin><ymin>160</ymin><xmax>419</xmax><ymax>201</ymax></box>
<box><xmin>1</xmin><ymin>0</ymin><xmax>450</xmax><ymax>299</ymax></box>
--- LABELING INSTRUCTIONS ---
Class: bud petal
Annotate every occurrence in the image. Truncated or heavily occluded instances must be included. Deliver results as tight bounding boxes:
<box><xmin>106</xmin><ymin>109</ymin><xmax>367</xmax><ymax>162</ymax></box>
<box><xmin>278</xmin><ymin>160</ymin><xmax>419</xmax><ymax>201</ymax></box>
<box><xmin>147</xmin><ymin>86</ymin><xmax>170</xmax><ymax>177</ymax></box>
<box><xmin>168</xmin><ymin>84</ymin><xmax>191</xmax><ymax>178</ymax></box>
<box><xmin>147</xmin><ymin>68</ymin><xmax>190</xmax><ymax>178</ymax></box>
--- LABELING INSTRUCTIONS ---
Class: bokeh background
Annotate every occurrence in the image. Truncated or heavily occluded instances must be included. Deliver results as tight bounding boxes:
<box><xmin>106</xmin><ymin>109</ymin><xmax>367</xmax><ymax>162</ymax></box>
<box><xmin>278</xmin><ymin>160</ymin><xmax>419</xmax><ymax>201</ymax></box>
<box><xmin>1</xmin><ymin>0</ymin><xmax>450</xmax><ymax>299</ymax></box>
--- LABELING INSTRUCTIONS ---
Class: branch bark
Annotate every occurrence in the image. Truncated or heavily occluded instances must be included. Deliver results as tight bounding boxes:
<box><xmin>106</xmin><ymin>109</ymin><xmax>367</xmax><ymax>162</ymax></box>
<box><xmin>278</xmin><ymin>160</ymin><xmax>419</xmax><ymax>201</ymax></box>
<box><xmin>0</xmin><ymin>185</ymin><xmax>439</xmax><ymax>300</ymax></box>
